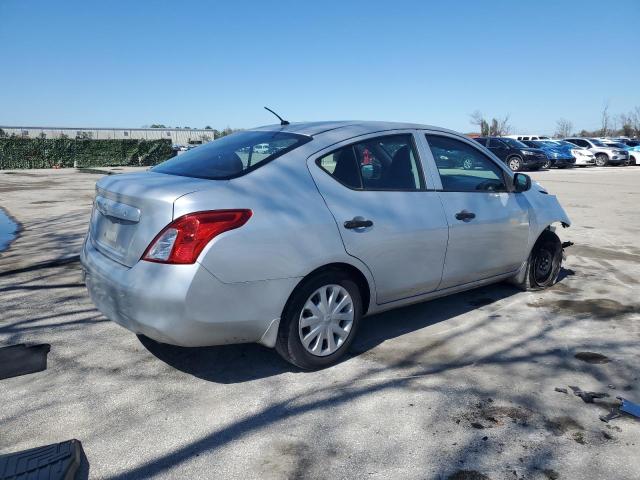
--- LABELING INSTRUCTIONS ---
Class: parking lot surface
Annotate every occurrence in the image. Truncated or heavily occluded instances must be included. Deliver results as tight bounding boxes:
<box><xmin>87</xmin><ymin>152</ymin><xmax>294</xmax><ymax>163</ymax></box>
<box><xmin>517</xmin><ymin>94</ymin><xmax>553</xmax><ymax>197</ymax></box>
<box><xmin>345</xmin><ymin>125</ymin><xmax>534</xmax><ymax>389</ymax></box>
<box><xmin>1</xmin><ymin>167</ymin><xmax>639</xmax><ymax>479</ymax></box>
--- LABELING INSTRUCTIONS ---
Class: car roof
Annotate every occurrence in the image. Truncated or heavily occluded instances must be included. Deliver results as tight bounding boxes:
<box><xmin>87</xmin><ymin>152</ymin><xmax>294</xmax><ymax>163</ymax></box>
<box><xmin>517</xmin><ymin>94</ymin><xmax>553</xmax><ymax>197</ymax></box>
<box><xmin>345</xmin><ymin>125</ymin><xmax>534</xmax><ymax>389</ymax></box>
<box><xmin>249</xmin><ymin>121</ymin><xmax>459</xmax><ymax>138</ymax></box>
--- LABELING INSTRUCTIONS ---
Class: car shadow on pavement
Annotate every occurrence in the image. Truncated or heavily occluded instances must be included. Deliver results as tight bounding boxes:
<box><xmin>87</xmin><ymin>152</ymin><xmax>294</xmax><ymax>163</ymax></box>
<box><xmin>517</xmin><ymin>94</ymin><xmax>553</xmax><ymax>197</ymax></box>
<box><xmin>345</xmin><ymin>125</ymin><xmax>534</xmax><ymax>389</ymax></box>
<box><xmin>138</xmin><ymin>281</ymin><xmax>525</xmax><ymax>384</ymax></box>
<box><xmin>138</xmin><ymin>335</ymin><xmax>297</xmax><ymax>383</ymax></box>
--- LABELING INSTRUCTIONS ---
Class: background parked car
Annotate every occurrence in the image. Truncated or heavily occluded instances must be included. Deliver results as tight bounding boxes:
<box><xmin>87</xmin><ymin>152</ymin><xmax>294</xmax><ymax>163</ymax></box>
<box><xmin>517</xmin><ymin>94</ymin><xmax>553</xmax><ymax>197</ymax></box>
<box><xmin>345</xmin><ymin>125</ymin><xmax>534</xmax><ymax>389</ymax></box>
<box><xmin>519</xmin><ymin>140</ymin><xmax>575</xmax><ymax>168</ymax></box>
<box><xmin>616</xmin><ymin>139</ymin><xmax>640</xmax><ymax>165</ymax></box>
<box><xmin>563</xmin><ymin>138</ymin><xmax>628</xmax><ymax>166</ymax></box>
<box><xmin>474</xmin><ymin>137</ymin><xmax>547</xmax><ymax>171</ymax></box>
<box><xmin>550</xmin><ymin>140</ymin><xmax>596</xmax><ymax>166</ymax></box>
<box><xmin>600</xmin><ymin>140</ymin><xmax>639</xmax><ymax>165</ymax></box>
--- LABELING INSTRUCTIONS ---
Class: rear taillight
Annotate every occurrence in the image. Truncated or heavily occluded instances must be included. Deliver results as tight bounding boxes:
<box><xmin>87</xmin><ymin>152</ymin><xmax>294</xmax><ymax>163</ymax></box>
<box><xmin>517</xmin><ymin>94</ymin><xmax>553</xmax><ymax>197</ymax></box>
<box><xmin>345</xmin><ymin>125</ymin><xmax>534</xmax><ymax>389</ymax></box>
<box><xmin>142</xmin><ymin>210</ymin><xmax>252</xmax><ymax>264</ymax></box>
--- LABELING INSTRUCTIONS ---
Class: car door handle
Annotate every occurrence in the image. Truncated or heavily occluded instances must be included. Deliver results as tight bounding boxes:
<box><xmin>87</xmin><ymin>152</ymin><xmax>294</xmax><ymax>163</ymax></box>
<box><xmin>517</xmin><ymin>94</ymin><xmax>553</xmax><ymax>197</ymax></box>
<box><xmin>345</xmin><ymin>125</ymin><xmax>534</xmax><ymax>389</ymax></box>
<box><xmin>344</xmin><ymin>217</ymin><xmax>373</xmax><ymax>229</ymax></box>
<box><xmin>455</xmin><ymin>210</ymin><xmax>476</xmax><ymax>221</ymax></box>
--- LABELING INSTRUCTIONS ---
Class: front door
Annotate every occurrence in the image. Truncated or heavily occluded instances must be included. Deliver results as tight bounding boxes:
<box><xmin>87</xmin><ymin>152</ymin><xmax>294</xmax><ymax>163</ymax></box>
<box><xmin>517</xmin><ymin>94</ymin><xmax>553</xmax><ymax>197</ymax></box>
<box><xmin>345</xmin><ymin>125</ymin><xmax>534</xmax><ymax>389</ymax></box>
<box><xmin>308</xmin><ymin>132</ymin><xmax>449</xmax><ymax>304</ymax></box>
<box><xmin>422</xmin><ymin>133</ymin><xmax>531</xmax><ymax>289</ymax></box>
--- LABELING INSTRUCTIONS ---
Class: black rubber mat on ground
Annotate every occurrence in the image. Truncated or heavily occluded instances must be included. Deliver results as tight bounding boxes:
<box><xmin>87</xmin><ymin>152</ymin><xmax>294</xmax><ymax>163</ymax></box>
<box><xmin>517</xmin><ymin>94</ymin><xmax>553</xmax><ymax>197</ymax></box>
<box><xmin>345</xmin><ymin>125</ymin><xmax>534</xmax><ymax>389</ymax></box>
<box><xmin>0</xmin><ymin>439</ymin><xmax>84</xmax><ymax>480</ymax></box>
<box><xmin>0</xmin><ymin>344</ymin><xmax>50</xmax><ymax>380</ymax></box>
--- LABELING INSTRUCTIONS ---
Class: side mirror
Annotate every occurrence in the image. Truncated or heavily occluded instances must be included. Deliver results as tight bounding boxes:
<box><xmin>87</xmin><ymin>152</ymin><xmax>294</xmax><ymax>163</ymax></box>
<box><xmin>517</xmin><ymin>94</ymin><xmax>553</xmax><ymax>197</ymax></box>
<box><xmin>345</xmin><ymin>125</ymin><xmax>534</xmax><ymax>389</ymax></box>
<box><xmin>513</xmin><ymin>173</ymin><xmax>531</xmax><ymax>193</ymax></box>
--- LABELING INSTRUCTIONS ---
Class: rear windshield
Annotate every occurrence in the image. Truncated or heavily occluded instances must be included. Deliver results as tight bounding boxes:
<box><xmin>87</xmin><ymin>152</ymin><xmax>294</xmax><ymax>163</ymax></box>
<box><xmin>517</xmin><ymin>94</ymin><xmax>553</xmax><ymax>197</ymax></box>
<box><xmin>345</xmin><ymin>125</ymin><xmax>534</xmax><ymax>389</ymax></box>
<box><xmin>152</xmin><ymin>130</ymin><xmax>311</xmax><ymax>179</ymax></box>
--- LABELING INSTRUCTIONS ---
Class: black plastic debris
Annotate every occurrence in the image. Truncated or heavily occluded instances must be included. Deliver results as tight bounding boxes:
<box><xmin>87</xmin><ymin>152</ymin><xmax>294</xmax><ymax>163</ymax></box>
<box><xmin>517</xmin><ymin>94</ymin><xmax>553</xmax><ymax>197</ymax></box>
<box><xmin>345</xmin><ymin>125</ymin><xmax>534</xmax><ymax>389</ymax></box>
<box><xmin>569</xmin><ymin>385</ymin><xmax>609</xmax><ymax>404</ymax></box>
<box><xmin>0</xmin><ymin>344</ymin><xmax>51</xmax><ymax>380</ymax></box>
<box><xmin>554</xmin><ymin>387</ymin><xmax>568</xmax><ymax>394</ymax></box>
<box><xmin>573</xmin><ymin>352</ymin><xmax>610</xmax><ymax>364</ymax></box>
<box><xmin>0</xmin><ymin>439</ymin><xmax>85</xmax><ymax>480</ymax></box>
<box><xmin>600</xmin><ymin>408</ymin><xmax>621</xmax><ymax>423</ymax></box>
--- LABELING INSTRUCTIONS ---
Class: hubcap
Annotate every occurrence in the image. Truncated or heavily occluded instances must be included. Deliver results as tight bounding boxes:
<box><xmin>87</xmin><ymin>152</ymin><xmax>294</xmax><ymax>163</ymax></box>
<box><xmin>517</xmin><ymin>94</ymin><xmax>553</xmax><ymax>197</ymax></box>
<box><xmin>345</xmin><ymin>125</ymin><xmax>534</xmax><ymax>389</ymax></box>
<box><xmin>596</xmin><ymin>155</ymin><xmax>606</xmax><ymax>166</ymax></box>
<box><xmin>509</xmin><ymin>158</ymin><xmax>520</xmax><ymax>171</ymax></box>
<box><xmin>463</xmin><ymin>158</ymin><xmax>473</xmax><ymax>169</ymax></box>
<box><xmin>534</xmin><ymin>249</ymin><xmax>553</xmax><ymax>284</ymax></box>
<box><xmin>298</xmin><ymin>285</ymin><xmax>354</xmax><ymax>357</ymax></box>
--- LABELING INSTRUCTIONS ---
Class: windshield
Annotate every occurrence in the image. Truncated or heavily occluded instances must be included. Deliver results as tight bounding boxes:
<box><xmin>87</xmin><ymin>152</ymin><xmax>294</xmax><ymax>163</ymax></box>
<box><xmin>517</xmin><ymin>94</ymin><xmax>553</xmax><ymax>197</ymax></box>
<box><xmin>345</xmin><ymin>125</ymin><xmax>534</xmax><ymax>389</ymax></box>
<box><xmin>590</xmin><ymin>139</ymin><xmax>606</xmax><ymax>147</ymax></box>
<box><xmin>152</xmin><ymin>131</ymin><xmax>311</xmax><ymax>179</ymax></box>
<box><xmin>500</xmin><ymin>138</ymin><xmax>528</xmax><ymax>148</ymax></box>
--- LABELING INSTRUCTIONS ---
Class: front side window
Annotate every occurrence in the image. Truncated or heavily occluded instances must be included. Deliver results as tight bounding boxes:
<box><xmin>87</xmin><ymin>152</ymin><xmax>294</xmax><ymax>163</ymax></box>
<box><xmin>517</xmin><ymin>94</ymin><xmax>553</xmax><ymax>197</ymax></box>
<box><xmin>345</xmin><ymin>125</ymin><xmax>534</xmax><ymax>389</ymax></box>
<box><xmin>153</xmin><ymin>130</ymin><xmax>311</xmax><ymax>179</ymax></box>
<box><xmin>425</xmin><ymin>134</ymin><xmax>507</xmax><ymax>193</ymax></box>
<box><xmin>317</xmin><ymin>134</ymin><xmax>423</xmax><ymax>191</ymax></box>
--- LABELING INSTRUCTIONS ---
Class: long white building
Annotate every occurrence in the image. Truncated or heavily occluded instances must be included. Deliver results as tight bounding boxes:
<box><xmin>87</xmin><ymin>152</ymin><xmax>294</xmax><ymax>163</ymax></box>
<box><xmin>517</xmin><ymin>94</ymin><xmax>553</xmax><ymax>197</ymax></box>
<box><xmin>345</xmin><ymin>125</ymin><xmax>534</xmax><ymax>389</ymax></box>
<box><xmin>0</xmin><ymin>125</ymin><xmax>216</xmax><ymax>145</ymax></box>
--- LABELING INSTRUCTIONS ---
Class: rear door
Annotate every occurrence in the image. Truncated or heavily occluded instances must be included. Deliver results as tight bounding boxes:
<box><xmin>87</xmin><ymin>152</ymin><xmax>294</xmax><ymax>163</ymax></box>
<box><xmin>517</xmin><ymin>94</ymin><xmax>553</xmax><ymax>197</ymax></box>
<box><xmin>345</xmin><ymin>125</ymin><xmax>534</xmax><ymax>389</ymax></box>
<box><xmin>487</xmin><ymin>138</ymin><xmax>509</xmax><ymax>162</ymax></box>
<box><xmin>420</xmin><ymin>132</ymin><xmax>531</xmax><ymax>289</ymax></box>
<box><xmin>307</xmin><ymin>131</ymin><xmax>449</xmax><ymax>304</ymax></box>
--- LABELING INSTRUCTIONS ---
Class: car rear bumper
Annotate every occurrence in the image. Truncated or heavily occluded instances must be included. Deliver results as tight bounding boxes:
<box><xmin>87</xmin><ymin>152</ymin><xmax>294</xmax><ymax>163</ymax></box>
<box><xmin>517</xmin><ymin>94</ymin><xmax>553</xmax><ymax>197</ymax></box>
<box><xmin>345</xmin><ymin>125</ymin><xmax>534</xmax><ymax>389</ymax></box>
<box><xmin>81</xmin><ymin>238</ymin><xmax>299</xmax><ymax>347</ymax></box>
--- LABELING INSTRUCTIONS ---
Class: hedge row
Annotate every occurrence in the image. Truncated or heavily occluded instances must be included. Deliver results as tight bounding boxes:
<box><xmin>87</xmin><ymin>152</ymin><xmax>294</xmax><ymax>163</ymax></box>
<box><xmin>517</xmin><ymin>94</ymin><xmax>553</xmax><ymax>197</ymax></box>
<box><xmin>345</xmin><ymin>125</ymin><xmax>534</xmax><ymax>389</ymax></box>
<box><xmin>0</xmin><ymin>138</ymin><xmax>175</xmax><ymax>169</ymax></box>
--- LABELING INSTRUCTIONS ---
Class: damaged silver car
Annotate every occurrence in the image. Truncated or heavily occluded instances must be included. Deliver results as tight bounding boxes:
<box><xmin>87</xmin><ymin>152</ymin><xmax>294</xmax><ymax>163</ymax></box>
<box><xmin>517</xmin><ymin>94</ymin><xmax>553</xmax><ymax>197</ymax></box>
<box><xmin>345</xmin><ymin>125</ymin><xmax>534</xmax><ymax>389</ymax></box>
<box><xmin>81</xmin><ymin>121</ymin><xmax>571</xmax><ymax>369</ymax></box>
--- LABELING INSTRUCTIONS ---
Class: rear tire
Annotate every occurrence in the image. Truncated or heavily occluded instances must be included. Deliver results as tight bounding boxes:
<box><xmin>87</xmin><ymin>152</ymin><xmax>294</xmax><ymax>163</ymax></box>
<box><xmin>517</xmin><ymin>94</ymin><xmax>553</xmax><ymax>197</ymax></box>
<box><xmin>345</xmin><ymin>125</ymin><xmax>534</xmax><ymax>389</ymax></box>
<box><xmin>514</xmin><ymin>231</ymin><xmax>563</xmax><ymax>291</ymax></box>
<box><xmin>276</xmin><ymin>270</ymin><xmax>362</xmax><ymax>370</ymax></box>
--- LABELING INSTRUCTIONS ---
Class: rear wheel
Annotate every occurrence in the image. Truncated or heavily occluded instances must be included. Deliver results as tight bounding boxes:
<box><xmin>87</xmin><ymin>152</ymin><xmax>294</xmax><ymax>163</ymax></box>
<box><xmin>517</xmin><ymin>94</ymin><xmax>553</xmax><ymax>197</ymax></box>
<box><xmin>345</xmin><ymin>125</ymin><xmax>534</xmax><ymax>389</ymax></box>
<box><xmin>276</xmin><ymin>270</ymin><xmax>362</xmax><ymax>369</ymax></box>
<box><xmin>542</xmin><ymin>160</ymin><xmax>551</xmax><ymax>169</ymax></box>
<box><xmin>595</xmin><ymin>153</ymin><xmax>608</xmax><ymax>167</ymax></box>
<box><xmin>515</xmin><ymin>231</ymin><xmax>563</xmax><ymax>291</ymax></box>
<box><xmin>508</xmin><ymin>156</ymin><xmax>522</xmax><ymax>171</ymax></box>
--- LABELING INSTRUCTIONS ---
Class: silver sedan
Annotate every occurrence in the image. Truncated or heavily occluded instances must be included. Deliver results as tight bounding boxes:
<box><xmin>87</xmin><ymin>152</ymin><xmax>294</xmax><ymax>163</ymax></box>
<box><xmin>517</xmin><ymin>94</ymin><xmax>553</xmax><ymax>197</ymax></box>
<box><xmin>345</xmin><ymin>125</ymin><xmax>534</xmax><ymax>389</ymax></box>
<box><xmin>81</xmin><ymin>121</ymin><xmax>571</xmax><ymax>369</ymax></box>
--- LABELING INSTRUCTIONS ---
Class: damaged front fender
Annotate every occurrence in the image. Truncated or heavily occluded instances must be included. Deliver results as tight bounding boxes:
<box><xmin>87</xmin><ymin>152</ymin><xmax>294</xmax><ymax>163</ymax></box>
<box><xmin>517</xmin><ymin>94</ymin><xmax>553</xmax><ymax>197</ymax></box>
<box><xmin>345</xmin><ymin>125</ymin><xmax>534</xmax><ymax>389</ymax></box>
<box><xmin>526</xmin><ymin>180</ymin><xmax>571</xmax><ymax>242</ymax></box>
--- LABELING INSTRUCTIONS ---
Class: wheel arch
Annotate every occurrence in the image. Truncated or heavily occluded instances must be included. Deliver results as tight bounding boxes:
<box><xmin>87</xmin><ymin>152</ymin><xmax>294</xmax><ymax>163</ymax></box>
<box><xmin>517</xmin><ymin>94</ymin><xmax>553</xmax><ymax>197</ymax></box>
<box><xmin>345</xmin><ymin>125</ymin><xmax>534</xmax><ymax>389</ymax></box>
<box><xmin>511</xmin><ymin>225</ymin><xmax>563</xmax><ymax>287</ymax></box>
<box><xmin>290</xmin><ymin>262</ymin><xmax>373</xmax><ymax>316</ymax></box>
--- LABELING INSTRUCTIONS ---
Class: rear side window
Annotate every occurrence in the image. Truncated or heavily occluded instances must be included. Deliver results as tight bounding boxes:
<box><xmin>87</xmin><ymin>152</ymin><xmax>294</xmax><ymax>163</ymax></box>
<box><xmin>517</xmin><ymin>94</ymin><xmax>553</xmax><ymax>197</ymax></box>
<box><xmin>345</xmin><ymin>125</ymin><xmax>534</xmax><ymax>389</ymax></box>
<box><xmin>425</xmin><ymin>134</ymin><xmax>507</xmax><ymax>193</ymax></box>
<box><xmin>474</xmin><ymin>138</ymin><xmax>487</xmax><ymax>146</ymax></box>
<box><xmin>317</xmin><ymin>134</ymin><xmax>423</xmax><ymax>191</ymax></box>
<box><xmin>152</xmin><ymin>131</ymin><xmax>311</xmax><ymax>179</ymax></box>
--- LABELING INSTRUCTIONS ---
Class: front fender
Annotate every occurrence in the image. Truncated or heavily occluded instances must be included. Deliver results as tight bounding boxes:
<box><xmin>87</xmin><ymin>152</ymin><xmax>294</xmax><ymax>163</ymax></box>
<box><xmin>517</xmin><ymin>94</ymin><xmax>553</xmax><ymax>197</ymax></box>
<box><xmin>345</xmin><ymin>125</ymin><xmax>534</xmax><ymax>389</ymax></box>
<box><xmin>524</xmin><ymin>181</ymin><xmax>571</xmax><ymax>249</ymax></box>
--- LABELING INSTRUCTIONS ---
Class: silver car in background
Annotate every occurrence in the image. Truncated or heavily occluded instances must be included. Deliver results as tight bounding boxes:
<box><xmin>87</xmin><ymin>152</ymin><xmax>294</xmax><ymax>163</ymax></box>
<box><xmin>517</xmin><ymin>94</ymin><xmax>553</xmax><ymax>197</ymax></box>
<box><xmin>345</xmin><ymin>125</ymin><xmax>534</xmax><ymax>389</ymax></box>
<box><xmin>564</xmin><ymin>137</ymin><xmax>628</xmax><ymax>166</ymax></box>
<box><xmin>81</xmin><ymin>121</ymin><xmax>571</xmax><ymax>369</ymax></box>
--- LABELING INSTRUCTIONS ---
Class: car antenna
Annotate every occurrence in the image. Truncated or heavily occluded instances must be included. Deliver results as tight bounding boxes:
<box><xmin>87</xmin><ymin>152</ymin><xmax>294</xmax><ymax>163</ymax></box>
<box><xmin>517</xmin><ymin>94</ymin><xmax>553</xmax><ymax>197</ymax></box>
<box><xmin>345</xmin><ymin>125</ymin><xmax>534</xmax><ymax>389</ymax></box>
<box><xmin>264</xmin><ymin>106</ymin><xmax>290</xmax><ymax>126</ymax></box>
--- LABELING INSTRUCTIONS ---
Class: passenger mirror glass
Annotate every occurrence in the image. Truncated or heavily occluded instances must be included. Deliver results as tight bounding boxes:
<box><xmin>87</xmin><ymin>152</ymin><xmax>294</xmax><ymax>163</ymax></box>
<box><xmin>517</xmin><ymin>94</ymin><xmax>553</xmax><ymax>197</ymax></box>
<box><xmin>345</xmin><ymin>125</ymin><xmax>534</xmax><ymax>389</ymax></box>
<box><xmin>513</xmin><ymin>173</ymin><xmax>531</xmax><ymax>193</ymax></box>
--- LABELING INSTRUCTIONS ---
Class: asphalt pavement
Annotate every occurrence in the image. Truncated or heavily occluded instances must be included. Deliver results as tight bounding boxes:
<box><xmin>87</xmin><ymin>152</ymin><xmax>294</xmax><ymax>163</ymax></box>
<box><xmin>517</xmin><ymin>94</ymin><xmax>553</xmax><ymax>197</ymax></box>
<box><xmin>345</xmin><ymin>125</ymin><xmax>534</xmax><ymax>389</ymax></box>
<box><xmin>1</xmin><ymin>166</ymin><xmax>639</xmax><ymax>479</ymax></box>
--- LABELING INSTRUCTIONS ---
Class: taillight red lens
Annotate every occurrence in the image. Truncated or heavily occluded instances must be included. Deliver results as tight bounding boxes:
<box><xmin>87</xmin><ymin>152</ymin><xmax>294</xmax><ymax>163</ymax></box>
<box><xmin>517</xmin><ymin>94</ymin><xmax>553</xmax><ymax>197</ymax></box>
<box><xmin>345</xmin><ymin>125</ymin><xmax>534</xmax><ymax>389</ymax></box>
<box><xmin>142</xmin><ymin>210</ymin><xmax>252</xmax><ymax>264</ymax></box>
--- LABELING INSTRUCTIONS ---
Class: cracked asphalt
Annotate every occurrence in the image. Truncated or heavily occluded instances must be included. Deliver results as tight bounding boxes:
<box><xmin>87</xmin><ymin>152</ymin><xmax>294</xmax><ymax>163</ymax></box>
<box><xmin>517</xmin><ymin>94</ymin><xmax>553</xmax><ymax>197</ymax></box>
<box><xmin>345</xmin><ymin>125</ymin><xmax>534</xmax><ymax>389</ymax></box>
<box><xmin>1</xmin><ymin>166</ymin><xmax>639</xmax><ymax>479</ymax></box>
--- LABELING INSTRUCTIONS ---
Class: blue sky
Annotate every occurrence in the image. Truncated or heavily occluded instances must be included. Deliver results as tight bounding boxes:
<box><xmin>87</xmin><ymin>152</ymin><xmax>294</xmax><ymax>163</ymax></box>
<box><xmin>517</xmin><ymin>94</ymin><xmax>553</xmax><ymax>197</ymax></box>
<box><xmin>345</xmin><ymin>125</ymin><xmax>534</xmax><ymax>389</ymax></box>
<box><xmin>1</xmin><ymin>0</ymin><xmax>638</xmax><ymax>134</ymax></box>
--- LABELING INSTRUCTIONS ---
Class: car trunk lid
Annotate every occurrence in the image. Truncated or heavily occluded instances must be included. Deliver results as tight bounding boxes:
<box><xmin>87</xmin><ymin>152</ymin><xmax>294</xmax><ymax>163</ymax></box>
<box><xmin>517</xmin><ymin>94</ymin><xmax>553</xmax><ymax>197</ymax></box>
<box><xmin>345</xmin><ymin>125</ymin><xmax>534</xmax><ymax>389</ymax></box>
<box><xmin>89</xmin><ymin>172</ymin><xmax>214</xmax><ymax>267</ymax></box>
